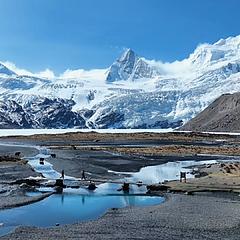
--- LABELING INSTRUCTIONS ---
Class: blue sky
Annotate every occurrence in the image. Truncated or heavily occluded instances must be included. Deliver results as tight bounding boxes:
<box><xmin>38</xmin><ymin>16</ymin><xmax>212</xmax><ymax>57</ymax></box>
<box><xmin>0</xmin><ymin>0</ymin><xmax>239</xmax><ymax>74</ymax></box>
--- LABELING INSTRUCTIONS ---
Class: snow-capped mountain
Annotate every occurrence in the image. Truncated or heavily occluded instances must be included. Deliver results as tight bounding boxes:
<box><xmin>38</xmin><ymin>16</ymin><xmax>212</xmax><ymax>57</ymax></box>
<box><xmin>0</xmin><ymin>35</ymin><xmax>240</xmax><ymax>129</ymax></box>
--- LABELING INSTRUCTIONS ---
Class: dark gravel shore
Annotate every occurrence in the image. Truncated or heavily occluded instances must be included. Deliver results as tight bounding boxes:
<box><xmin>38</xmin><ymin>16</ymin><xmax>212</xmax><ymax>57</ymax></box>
<box><xmin>2</xmin><ymin>193</ymin><xmax>240</xmax><ymax>240</ymax></box>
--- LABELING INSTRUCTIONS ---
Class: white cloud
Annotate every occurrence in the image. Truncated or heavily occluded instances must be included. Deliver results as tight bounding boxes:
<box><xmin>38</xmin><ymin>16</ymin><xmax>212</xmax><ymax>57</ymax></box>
<box><xmin>36</xmin><ymin>69</ymin><xmax>55</xmax><ymax>79</ymax></box>
<box><xmin>60</xmin><ymin>68</ymin><xmax>107</xmax><ymax>81</ymax></box>
<box><xmin>2</xmin><ymin>61</ymin><xmax>33</xmax><ymax>76</ymax></box>
<box><xmin>1</xmin><ymin>61</ymin><xmax>55</xmax><ymax>79</ymax></box>
<box><xmin>1</xmin><ymin>61</ymin><xmax>107</xmax><ymax>81</ymax></box>
<box><xmin>144</xmin><ymin>57</ymin><xmax>193</xmax><ymax>76</ymax></box>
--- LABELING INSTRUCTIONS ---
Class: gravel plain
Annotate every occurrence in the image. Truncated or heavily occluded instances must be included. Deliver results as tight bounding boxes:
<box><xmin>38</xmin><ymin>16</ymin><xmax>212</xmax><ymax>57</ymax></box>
<box><xmin>1</xmin><ymin>193</ymin><xmax>240</xmax><ymax>240</ymax></box>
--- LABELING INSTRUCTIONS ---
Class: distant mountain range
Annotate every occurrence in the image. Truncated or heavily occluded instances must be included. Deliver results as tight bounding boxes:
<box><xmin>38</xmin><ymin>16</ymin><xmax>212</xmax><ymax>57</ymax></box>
<box><xmin>0</xmin><ymin>35</ymin><xmax>240</xmax><ymax>129</ymax></box>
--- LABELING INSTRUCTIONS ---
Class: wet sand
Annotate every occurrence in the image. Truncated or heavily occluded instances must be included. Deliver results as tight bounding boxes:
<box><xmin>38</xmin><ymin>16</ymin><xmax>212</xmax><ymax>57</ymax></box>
<box><xmin>46</xmin><ymin>147</ymin><xmax>219</xmax><ymax>180</ymax></box>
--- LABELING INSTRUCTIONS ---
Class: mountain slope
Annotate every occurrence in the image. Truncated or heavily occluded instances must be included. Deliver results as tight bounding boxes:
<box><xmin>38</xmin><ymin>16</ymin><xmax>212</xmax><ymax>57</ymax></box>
<box><xmin>180</xmin><ymin>92</ymin><xmax>240</xmax><ymax>132</ymax></box>
<box><xmin>0</xmin><ymin>63</ymin><xmax>16</xmax><ymax>76</ymax></box>
<box><xmin>0</xmin><ymin>98</ymin><xmax>86</xmax><ymax>129</ymax></box>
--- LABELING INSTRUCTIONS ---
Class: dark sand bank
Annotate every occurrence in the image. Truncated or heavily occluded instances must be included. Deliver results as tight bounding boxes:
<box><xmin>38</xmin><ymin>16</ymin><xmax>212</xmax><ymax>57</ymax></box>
<box><xmin>46</xmin><ymin>148</ymin><xmax>219</xmax><ymax>180</ymax></box>
<box><xmin>1</xmin><ymin>131</ymin><xmax>240</xmax><ymax>142</ymax></box>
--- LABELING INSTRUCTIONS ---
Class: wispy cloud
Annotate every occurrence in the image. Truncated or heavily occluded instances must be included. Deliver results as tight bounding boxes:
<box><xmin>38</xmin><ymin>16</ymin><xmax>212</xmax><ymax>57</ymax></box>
<box><xmin>59</xmin><ymin>68</ymin><xmax>107</xmax><ymax>80</ymax></box>
<box><xmin>144</xmin><ymin>58</ymin><xmax>193</xmax><ymax>76</ymax></box>
<box><xmin>2</xmin><ymin>61</ymin><xmax>33</xmax><ymax>76</ymax></box>
<box><xmin>2</xmin><ymin>61</ymin><xmax>55</xmax><ymax>79</ymax></box>
<box><xmin>37</xmin><ymin>69</ymin><xmax>55</xmax><ymax>79</ymax></box>
<box><xmin>1</xmin><ymin>61</ymin><xmax>107</xmax><ymax>81</ymax></box>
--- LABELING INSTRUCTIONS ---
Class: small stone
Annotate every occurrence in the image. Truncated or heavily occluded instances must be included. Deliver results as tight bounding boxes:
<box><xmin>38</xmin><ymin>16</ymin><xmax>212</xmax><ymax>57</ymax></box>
<box><xmin>184</xmin><ymin>191</ymin><xmax>193</xmax><ymax>195</ymax></box>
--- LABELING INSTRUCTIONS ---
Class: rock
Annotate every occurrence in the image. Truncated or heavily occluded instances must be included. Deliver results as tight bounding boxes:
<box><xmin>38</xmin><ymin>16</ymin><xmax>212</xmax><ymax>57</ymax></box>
<box><xmin>184</xmin><ymin>191</ymin><xmax>193</xmax><ymax>195</ymax></box>
<box><xmin>88</xmin><ymin>182</ymin><xmax>97</xmax><ymax>191</ymax></box>
<box><xmin>181</xmin><ymin>92</ymin><xmax>240</xmax><ymax>132</ymax></box>
<box><xmin>13</xmin><ymin>179</ymin><xmax>41</xmax><ymax>186</ymax></box>
<box><xmin>55</xmin><ymin>179</ymin><xmax>65</xmax><ymax>187</ymax></box>
<box><xmin>147</xmin><ymin>184</ymin><xmax>170</xmax><ymax>192</ymax></box>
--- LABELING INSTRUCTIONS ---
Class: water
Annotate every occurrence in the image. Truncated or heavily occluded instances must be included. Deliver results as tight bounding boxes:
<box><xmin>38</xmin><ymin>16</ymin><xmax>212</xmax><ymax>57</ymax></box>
<box><xmin>127</xmin><ymin>160</ymin><xmax>218</xmax><ymax>184</ymax></box>
<box><xmin>0</xmin><ymin>193</ymin><xmax>164</xmax><ymax>236</ymax></box>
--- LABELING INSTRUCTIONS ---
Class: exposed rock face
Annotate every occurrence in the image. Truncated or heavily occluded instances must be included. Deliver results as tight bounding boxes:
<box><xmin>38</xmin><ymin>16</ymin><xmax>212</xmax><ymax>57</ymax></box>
<box><xmin>24</xmin><ymin>97</ymin><xmax>85</xmax><ymax>128</ymax></box>
<box><xmin>0</xmin><ymin>63</ymin><xmax>16</xmax><ymax>76</ymax></box>
<box><xmin>0</xmin><ymin>100</ymin><xmax>32</xmax><ymax>128</ymax></box>
<box><xmin>88</xmin><ymin>111</ymin><xmax>125</xmax><ymax>129</ymax></box>
<box><xmin>0</xmin><ymin>98</ymin><xmax>86</xmax><ymax>129</ymax></box>
<box><xmin>180</xmin><ymin>92</ymin><xmax>240</xmax><ymax>132</ymax></box>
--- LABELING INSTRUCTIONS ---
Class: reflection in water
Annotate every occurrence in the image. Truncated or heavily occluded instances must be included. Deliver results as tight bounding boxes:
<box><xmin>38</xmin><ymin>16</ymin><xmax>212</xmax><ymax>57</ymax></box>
<box><xmin>127</xmin><ymin>160</ymin><xmax>218</xmax><ymax>184</ymax></box>
<box><xmin>0</xmin><ymin>193</ymin><xmax>164</xmax><ymax>236</ymax></box>
<box><xmin>82</xmin><ymin>196</ymin><xmax>85</xmax><ymax>205</ymax></box>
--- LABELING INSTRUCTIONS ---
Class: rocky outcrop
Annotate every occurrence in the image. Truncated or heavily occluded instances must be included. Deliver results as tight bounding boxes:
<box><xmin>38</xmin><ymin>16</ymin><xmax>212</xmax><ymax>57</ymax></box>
<box><xmin>180</xmin><ymin>92</ymin><xmax>240</xmax><ymax>132</ymax></box>
<box><xmin>0</xmin><ymin>98</ymin><xmax>86</xmax><ymax>129</ymax></box>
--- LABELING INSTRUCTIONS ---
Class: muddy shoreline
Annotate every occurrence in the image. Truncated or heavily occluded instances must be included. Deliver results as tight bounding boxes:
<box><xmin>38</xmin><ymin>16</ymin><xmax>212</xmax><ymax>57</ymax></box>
<box><xmin>2</xmin><ymin>193</ymin><xmax>240</xmax><ymax>240</ymax></box>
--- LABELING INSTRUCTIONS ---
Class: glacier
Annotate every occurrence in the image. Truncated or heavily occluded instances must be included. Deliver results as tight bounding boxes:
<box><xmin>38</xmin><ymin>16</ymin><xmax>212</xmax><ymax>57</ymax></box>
<box><xmin>0</xmin><ymin>35</ymin><xmax>240</xmax><ymax>129</ymax></box>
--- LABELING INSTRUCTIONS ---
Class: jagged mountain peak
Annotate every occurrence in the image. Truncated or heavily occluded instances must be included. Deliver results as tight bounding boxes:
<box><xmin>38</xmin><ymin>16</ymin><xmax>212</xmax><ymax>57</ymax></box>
<box><xmin>106</xmin><ymin>48</ymin><xmax>157</xmax><ymax>82</ymax></box>
<box><xmin>0</xmin><ymin>63</ymin><xmax>16</xmax><ymax>76</ymax></box>
<box><xmin>214</xmin><ymin>35</ymin><xmax>240</xmax><ymax>47</ymax></box>
<box><xmin>188</xmin><ymin>35</ymin><xmax>240</xmax><ymax>68</ymax></box>
<box><xmin>118</xmin><ymin>48</ymin><xmax>137</xmax><ymax>63</ymax></box>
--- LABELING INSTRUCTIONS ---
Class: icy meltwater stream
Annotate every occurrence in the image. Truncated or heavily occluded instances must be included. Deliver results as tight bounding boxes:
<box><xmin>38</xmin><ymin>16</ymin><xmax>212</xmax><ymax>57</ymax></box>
<box><xmin>0</xmin><ymin>142</ymin><xmax>236</xmax><ymax>236</ymax></box>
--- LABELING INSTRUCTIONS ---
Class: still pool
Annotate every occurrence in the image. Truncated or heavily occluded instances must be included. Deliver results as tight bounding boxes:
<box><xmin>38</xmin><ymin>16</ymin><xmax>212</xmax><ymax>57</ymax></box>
<box><xmin>0</xmin><ymin>193</ymin><xmax>164</xmax><ymax>236</ymax></box>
